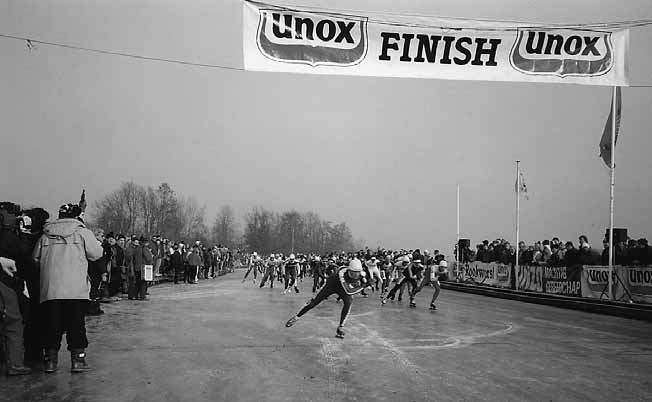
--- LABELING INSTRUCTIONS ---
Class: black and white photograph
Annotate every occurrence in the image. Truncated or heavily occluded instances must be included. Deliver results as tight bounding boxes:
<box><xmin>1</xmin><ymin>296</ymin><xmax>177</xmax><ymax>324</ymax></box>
<box><xmin>1</xmin><ymin>0</ymin><xmax>652</xmax><ymax>401</ymax></box>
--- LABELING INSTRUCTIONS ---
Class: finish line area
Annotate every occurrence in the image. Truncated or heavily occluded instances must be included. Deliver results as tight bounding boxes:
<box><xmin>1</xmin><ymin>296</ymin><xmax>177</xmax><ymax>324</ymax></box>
<box><xmin>2</xmin><ymin>272</ymin><xmax>650</xmax><ymax>402</ymax></box>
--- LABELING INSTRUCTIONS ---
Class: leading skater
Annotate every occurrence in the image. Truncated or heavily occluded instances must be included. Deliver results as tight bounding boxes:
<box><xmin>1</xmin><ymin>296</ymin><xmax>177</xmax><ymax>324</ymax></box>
<box><xmin>285</xmin><ymin>258</ymin><xmax>368</xmax><ymax>339</ymax></box>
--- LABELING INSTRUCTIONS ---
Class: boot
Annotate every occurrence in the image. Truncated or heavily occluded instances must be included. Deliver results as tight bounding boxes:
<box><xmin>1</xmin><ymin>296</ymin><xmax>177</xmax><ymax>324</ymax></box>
<box><xmin>335</xmin><ymin>326</ymin><xmax>345</xmax><ymax>339</ymax></box>
<box><xmin>43</xmin><ymin>349</ymin><xmax>58</xmax><ymax>373</ymax></box>
<box><xmin>70</xmin><ymin>350</ymin><xmax>91</xmax><ymax>373</ymax></box>
<box><xmin>285</xmin><ymin>316</ymin><xmax>299</xmax><ymax>328</ymax></box>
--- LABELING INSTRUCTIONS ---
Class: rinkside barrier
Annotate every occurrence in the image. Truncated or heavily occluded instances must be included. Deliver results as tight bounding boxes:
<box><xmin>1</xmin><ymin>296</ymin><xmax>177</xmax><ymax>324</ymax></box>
<box><xmin>450</xmin><ymin>262</ymin><xmax>652</xmax><ymax>303</ymax></box>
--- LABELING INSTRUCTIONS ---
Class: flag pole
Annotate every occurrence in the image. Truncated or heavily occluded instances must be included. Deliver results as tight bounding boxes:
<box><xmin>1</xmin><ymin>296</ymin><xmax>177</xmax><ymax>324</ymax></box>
<box><xmin>608</xmin><ymin>87</ymin><xmax>617</xmax><ymax>301</ymax></box>
<box><xmin>456</xmin><ymin>184</ymin><xmax>460</xmax><ymax>279</ymax></box>
<box><xmin>515</xmin><ymin>160</ymin><xmax>520</xmax><ymax>291</ymax></box>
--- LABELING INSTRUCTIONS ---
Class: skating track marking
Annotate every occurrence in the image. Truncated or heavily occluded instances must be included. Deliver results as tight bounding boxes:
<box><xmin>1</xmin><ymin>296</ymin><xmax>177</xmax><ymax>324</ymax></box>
<box><xmin>355</xmin><ymin>322</ymin><xmax>434</xmax><ymax>400</ymax></box>
<box><xmin>399</xmin><ymin>323</ymin><xmax>516</xmax><ymax>350</ymax></box>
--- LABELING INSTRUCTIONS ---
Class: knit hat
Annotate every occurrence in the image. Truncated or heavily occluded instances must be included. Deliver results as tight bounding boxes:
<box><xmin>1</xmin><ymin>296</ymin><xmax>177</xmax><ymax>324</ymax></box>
<box><xmin>348</xmin><ymin>259</ymin><xmax>363</xmax><ymax>272</ymax></box>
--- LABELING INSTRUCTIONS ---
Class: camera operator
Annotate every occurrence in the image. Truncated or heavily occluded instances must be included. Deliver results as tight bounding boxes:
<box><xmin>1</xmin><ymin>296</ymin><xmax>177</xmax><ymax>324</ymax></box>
<box><xmin>0</xmin><ymin>201</ymin><xmax>32</xmax><ymax>375</ymax></box>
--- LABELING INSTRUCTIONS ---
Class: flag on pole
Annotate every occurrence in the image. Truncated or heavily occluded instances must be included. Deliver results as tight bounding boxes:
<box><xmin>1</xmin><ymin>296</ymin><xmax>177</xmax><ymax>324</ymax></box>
<box><xmin>599</xmin><ymin>87</ymin><xmax>622</xmax><ymax>167</ymax></box>
<box><xmin>515</xmin><ymin>172</ymin><xmax>529</xmax><ymax>200</ymax></box>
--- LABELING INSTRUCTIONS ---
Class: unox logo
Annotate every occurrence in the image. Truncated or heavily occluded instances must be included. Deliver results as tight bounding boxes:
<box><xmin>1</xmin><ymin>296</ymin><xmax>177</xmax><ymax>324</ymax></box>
<box><xmin>256</xmin><ymin>10</ymin><xmax>368</xmax><ymax>67</ymax></box>
<box><xmin>510</xmin><ymin>29</ymin><xmax>613</xmax><ymax>78</ymax></box>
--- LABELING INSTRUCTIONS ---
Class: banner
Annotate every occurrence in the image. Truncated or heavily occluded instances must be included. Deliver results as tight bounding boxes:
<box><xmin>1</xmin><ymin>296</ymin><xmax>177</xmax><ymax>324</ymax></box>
<box><xmin>243</xmin><ymin>1</ymin><xmax>630</xmax><ymax>86</ymax></box>
<box><xmin>542</xmin><ymin>265</ymin><xmax>581</xmax><ymax>297</ymax></box>
<box><xmin>516</xmin><ymin>265</ymin><xmax>543</xmax><ymax>292</ymax></box>
<box><xmin>580</xmin><ymin>265</ymin><xmax>626</xmax><ymax>300</ymax></box>
<box><xmin>624</xmin><ymin>266</ymin><xmax>652</xmax><ymax>303</ymax></box>
<box><xmin>460</xmin><ymin>261</ymin><xmax>512</xmax><ymax>289</ymax></box>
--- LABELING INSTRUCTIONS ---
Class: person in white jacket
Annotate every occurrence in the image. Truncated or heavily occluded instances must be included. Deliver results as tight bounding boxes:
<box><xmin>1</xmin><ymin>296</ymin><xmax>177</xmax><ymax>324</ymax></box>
<box><xmin>32</xmin><ymin>203</ymin><xmax>103</xmax><ymax>374</ymax></box>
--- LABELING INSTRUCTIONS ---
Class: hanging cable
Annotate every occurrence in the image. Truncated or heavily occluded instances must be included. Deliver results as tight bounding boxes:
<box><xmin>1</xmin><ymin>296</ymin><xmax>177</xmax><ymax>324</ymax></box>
<box><xmin>0</xmin><ymin>33</ymin><xmax>244</xmax><ymax>71</ymax></box>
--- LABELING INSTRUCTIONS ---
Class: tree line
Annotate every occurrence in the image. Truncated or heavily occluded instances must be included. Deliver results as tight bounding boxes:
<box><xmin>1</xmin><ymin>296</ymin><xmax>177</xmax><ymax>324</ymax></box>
<box><xmin>91</xmin><ymin>182</ymin><xmax>359</xmax><ymax>253</ymax></box>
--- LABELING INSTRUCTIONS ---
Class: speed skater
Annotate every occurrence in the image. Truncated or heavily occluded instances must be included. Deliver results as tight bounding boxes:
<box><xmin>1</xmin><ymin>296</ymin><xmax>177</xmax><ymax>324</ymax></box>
<box><xmin>285</xmin><ymin>258</ymin><xmax>368</xmax><ymax>339</ymax></box>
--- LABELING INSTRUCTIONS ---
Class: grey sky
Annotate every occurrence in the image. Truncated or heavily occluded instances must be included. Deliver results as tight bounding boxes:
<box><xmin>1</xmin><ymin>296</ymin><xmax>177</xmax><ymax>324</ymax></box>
<box><xmin>2</xmin><ymin>0</ymin><xmax>652</xmax><ymax>252</ymax></box>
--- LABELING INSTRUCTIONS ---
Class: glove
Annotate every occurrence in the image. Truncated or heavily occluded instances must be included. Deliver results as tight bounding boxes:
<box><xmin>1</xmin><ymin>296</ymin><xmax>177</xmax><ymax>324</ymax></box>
<box><xmin>0</xmin><ymin>257</ymin><xmax>17</xmax><ymax>277</ymax></box>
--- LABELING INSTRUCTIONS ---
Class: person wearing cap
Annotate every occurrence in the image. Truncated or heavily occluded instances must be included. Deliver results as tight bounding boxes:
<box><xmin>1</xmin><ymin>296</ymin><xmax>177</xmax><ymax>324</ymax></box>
<box><xmin>283</xmin><ymin>254</ymin><xmax>300</xmax><ymax>294</ymax></box>
<box><xmin>286</xmin><ymin>258</ymin><xmax>368</xmax><ymax>339</ymax></box>
<box><xmin>32</xmin><ymin>203</ymin><xmax>103</xmax><ymax>373</ymax></box>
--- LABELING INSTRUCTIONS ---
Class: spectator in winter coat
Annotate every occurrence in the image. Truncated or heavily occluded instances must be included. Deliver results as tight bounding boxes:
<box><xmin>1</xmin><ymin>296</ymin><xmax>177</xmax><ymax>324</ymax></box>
<box><xmin>86</xmin><ymin>229</ymin><xmax>107</xmax><ymax>316</ymax></box>
<box><xmin>109</xmin><ymin>235</ymin><xmax>125</xmax><ymax>297</ymax></box>
<box><xmin>186</xmin><ymin>246</ymin><xmax>202</xmax><ymax>284</ymax></box>
<box><xmin>541</xmin><ymin>240</ymin><xmax>553</xmax><ymax>265</ymax></box>
<box><xmin>518</xmin><ymin>242</ymin><xmax>533</xmax><ymax>266</ymax></box>
<box><xmin>170</xmin><ymin>245</ymin><xmax>183</xmax><ymax>284</ymax></box>
<box><xmin>563</xmin><ymin>242</ymin><xmax>579</xmax><ymax>266</ymax></box>
<box><xmin>128</xmin><ymin>236</ymin><xmax>152</xmax><ymax>300</ymax></box>
<box><xmin>636</xmin><ymin>239</ymin><xmax>652</xmax><ymax>265</ymax></box>
<box><xmin>477</xmin><ymin>241</ymin><xmax>491</xmax><ymax>263</ymax></box>
<box><xmin>531</xmin><ymin>242</ymin><xmax>544</xmax><ymax>265</ymax></box>
<box><xmin>124</xmin><ymin>236</ymin><xmax>139</xmax><ymax>299</ymax></box>
<box><xmin>32</xmin><ymin>203</ymin><xmax>103</xmax><ymax>373</ymax></box>
<box><xmin>577</xmin><ymin>241</ymin><xmax>601</xmax><ymax>265</ymax></box>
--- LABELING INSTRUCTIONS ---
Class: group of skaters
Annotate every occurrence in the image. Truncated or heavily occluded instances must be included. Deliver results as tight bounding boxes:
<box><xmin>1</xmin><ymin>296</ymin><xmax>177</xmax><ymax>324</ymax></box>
<box><xmin>241</xmin><ymin>249</ymin><xmax>449</xmax><ymax>339</ymax></box>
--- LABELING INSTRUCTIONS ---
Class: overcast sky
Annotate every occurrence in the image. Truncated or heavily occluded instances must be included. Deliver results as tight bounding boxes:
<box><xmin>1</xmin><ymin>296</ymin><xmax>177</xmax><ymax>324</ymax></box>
<box><xmin>2</xmin><ymin>0</ymin><xmax>652</xmax><ymax>253</ymax></box>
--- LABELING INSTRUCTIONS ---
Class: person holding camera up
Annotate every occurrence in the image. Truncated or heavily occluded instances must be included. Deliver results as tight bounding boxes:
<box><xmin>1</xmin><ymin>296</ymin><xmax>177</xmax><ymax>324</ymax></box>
<box><xmin>32</xmin><ymin>203</ymin><xmax>103</xmax><ymax>373</ymax></box>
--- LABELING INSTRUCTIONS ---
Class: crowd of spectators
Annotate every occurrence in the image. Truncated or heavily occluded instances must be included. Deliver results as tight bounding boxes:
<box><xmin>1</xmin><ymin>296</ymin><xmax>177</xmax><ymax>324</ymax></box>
<box><xmin>456</xmin><ymin>234</ymin><xmax>652</xmax><ymax>267</ymax></box>
<box><xmin>0</xmin><ymin>199</ymin><xmax>236</xmax><ymax>376</ymax></box>
<box><xmin>89</xmin><ymin>231</ymin><xmax>237</xmax><ymax>305</ymax></box>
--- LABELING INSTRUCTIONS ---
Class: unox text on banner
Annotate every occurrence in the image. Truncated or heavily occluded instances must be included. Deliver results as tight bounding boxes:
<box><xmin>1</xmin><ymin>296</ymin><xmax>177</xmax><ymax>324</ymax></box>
<box><xmin>243</xmin><ymin>1</ymin><xmax>629</xmax><ymax>86</ymax></box>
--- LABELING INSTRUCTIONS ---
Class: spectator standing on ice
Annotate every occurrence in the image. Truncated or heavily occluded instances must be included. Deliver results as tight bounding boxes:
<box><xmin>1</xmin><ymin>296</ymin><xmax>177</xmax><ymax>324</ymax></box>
<box><xmin>32</xmin><ymin>203</ymin><xmax>103</xmax><ymax>373</ymax></box>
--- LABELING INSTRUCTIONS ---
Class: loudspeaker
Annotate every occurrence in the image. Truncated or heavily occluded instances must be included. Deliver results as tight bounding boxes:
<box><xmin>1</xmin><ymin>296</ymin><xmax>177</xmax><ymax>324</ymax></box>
<box><xmin>605</xmin><ymin>228</ymin><xmax>628</xmax><ymax>243</ymax></box>
<box><xmin>458</xmin><ymin>239</ymin><xmax>470</xmax><ymax>248</ymax></box>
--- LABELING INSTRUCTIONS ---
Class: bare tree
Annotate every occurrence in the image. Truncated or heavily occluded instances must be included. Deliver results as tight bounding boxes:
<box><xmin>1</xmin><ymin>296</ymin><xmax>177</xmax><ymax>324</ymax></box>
<box><xmin>92</xmin><ymin>181</ymin><xmax>144</xmax><ymax>235</ymax></box>
<box><xmin>176</xmin><ymin>196</ymin><xmax>208</xmax><ymax>242</ymax></box>
<box><xmin>243</xmin><ymin>206</ymin><xmax>275</xmax><ymax>253</ymax></box>
<box><xmin>154</xmin><ymin>183</ymin><xmax>180</xmax><ymax>238</ymax></box>
<box><xmin>212</xmin><ymin>205</ymin><xmax>239</xmax><ymax>247</ymax></box>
